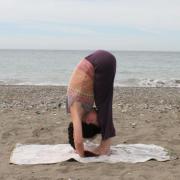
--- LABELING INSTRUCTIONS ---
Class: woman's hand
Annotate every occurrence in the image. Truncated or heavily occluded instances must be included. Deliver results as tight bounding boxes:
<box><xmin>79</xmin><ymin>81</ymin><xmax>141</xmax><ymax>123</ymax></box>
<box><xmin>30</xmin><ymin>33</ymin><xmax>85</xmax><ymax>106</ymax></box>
<box><xmin>75</xmin><ymin>149</ymin><xmax>99</xmax><ymax>157</ymax></box>
<box><xmin>84</xmin><ymin>150</ymin><xmax>99</xmax><ymax>157</ymax></box>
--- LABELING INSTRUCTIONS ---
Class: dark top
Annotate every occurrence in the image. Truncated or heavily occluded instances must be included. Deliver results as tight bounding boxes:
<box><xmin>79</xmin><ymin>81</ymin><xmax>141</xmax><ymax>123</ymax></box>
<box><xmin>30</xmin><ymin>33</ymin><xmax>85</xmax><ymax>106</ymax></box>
<box><xmin>84</xmin><ymin>50</ymin><xmax>116</xmax><ymax>140</ymax></box>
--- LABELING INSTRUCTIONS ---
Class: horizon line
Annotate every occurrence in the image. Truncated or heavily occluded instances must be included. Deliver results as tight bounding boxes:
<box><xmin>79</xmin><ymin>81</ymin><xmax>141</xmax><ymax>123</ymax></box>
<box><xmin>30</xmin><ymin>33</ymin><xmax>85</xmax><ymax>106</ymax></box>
<box><xmin>0</xmin><ymin>48</ymin><xmax>180</xmax><ymax>53</ymax></box>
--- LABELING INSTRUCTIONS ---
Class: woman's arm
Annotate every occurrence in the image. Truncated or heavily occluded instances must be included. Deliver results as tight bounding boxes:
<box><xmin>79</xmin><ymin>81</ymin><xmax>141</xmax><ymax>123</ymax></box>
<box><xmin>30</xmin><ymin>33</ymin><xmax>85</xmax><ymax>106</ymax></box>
<box><xmin>70</xmin><ymin>102</ymin><xmax>84</xmax><ymax>157</ymax></box>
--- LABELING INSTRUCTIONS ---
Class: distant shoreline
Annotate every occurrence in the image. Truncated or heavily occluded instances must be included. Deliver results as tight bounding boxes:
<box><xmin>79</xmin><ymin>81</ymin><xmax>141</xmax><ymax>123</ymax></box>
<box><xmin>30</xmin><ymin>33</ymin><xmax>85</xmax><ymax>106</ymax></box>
<box><xmin>0</xmin><ymin>49</ymin><xmax>180</xmax><ymax>53</ymax></box>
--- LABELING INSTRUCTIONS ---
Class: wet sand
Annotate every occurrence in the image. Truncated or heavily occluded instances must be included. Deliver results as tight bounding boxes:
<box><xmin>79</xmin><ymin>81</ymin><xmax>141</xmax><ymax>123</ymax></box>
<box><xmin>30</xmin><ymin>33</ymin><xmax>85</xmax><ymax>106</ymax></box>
<box><xmin>0</xmin><ymin>85</ymin><xmax>180</xmax><ymax>180</ymax></box>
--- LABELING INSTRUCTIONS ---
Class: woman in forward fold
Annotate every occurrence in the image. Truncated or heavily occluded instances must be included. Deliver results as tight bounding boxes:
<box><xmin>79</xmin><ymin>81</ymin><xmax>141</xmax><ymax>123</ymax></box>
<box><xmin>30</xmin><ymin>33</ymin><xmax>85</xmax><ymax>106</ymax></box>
<box><xmin>66</xmin><ymin>50</ymin><xmax>116</xmax><ymax>157</ymax></box>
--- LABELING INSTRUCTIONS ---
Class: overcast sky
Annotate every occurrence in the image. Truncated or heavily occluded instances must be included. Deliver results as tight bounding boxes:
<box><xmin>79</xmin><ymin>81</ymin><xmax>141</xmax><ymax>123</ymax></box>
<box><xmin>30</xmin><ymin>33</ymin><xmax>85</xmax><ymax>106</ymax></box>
<box><xmin>0</xmin><ymin>0</ymin><xmax>180</xmax><ymax>51</ymax></box>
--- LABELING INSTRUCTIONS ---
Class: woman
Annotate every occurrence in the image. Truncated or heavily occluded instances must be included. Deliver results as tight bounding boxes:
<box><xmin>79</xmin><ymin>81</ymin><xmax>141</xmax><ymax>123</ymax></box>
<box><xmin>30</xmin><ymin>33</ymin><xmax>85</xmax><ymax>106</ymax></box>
<box><xmin>66</xmin><ymin>50</ymin><xmax>116</xmax><ymax>157</ymax></box>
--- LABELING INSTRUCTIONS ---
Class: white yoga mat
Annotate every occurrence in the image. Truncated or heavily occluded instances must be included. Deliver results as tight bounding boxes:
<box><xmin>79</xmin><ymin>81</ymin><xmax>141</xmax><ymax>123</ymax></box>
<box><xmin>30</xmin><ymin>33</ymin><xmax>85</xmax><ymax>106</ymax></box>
<box><xmin>10</xmin><ymin>142</ymin><xmax>172</xmax><ymax>164</ymax></box>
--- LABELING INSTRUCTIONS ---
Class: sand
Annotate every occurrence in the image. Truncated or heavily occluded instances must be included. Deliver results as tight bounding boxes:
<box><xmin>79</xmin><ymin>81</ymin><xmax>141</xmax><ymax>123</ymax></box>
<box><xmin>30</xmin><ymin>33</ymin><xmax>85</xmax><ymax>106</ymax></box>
<box><xmin>0</xmin><ymin>85</ymin><xmax>180</xmax><ymax>180</ymax></box>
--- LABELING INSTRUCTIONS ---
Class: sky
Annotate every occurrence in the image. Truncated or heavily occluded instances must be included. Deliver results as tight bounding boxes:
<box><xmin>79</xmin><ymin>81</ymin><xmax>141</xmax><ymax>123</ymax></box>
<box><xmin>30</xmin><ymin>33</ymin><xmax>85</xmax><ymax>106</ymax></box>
<box><xmin>0</xmin><ymin>0</ymin><xmax>180</xmax><ymax>51</ymax></box>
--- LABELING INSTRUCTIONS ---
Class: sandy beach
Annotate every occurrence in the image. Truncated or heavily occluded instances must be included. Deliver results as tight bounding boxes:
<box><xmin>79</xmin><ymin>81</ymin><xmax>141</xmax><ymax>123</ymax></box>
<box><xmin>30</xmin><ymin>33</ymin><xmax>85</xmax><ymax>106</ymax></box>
<box><xmin>0</xmin><ymin>85</ymin><xmax>180</xmax><ymax>180</ymax></box>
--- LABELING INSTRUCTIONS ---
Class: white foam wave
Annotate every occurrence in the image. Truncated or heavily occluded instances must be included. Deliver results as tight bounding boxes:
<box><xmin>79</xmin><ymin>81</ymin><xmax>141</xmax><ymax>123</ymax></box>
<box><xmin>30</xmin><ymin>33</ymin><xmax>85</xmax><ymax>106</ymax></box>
<box><xmin>1</xmin><ymin>78</ymin><xmax>180</xmax><ymax>88</ymax></box>
<box><xmin>115</xmin><ymin>79</ymin><xmax>180</xmax><ymax>87</ymax></box>
<box><xmin>139</xmin><ymin>79</ymin><xmax>180</xmax><ymax>88</ymax></box>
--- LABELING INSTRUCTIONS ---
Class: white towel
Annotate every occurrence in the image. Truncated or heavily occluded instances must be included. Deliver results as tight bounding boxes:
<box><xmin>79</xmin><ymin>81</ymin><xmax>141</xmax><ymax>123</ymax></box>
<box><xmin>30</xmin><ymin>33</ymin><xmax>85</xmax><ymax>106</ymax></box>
<box><xmin>10</xmin><ymin>142</ymin><xmax>172</xmax><ymax>164</ymax></box>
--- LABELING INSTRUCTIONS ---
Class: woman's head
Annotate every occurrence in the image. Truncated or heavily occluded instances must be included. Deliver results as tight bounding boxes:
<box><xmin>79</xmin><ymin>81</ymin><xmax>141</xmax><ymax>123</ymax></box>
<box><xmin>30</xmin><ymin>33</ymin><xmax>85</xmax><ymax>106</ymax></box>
<box><xmin>68</xmin><ymin>108</ymin><xmax>101</xmax><ymax>149</ymax></box>
<box><xmin>83</xmin><ymin>107</ymin><xmax>98</xmax><ymax>125</ymax></box>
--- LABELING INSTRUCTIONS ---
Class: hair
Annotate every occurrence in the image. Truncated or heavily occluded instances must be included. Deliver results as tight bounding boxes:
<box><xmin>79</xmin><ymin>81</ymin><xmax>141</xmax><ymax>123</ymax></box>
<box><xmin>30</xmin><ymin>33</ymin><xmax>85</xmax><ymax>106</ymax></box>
<box><xmin>68</xmin><ymin>121</ymin><xmax>101</xmax><ymax>149</ymax></box>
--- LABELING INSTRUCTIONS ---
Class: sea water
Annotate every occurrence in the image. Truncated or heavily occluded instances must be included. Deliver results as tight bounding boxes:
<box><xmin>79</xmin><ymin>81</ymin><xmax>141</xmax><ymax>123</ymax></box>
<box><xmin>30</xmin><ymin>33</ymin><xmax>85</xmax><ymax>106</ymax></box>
<box><xmin>0</xmin><ymin>50</ymin><xmax>180</xmax><ymax>87</ymax></box>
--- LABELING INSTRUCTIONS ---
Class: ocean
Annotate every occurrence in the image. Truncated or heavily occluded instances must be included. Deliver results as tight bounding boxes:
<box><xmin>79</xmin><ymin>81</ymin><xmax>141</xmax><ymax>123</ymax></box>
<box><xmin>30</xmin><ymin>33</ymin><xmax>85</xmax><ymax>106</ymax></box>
<box><xmin>0</xmin><ymin>50</ymin><xmax>180</xmax><ymax>87</ymax></box>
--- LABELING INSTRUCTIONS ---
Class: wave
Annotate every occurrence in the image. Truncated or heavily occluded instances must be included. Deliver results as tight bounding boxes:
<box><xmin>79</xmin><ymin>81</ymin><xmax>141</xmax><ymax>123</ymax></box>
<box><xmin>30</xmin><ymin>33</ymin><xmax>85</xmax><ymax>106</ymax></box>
<box><xmin>0</xmin><ymin>78</ymin><xmax>180</xmax><ymax>88</ymax></box>
<box><xmin>115</xmin><ymin>78</ymin><xmax>180</xmax><ymax>87</ymax></box>
<box><xmin>139</xmin><ymin>79</ymin><xmax>180</xmax><ymax>87</ymax></box>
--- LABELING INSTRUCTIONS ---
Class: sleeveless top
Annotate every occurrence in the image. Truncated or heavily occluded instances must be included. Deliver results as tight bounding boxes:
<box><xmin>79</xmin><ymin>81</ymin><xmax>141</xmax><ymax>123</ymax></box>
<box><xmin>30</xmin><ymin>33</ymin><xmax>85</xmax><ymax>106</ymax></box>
<box><xmin>66</xmin><ymin>59</ymin><xmax>95</xmax><ymax>113</ymax></box>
